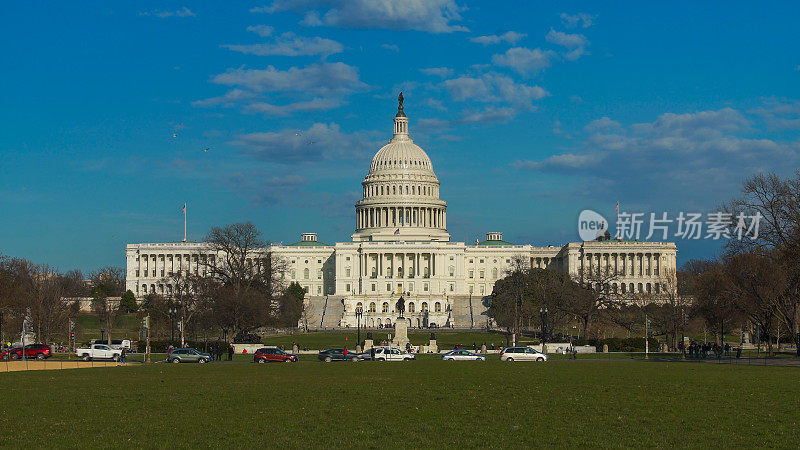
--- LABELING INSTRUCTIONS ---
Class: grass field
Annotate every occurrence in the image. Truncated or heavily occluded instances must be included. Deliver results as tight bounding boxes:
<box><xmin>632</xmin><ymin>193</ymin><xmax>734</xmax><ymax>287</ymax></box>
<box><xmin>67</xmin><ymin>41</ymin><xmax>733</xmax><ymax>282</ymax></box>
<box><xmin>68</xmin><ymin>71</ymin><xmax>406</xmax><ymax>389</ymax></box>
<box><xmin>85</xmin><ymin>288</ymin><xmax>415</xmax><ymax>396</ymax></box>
<box><xmin>0</xmin><ymin>360</ymin><xmax>798</xmax><ymax>448</ymax></box>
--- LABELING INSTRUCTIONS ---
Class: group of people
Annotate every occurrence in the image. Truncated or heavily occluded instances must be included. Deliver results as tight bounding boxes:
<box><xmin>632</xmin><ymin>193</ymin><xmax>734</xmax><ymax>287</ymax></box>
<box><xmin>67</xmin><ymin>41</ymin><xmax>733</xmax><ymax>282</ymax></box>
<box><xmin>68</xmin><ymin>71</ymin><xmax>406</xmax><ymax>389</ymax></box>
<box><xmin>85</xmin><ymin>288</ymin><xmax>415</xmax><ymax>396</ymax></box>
<box><xmin>684</xmin><ymin>341</ymin><xmax>732</xmax><ymax>358</ymax></box>
<box><xmin>205</xmin><ymin>344</ymin><xmax>234</xmax><ymax>361</ymax></box>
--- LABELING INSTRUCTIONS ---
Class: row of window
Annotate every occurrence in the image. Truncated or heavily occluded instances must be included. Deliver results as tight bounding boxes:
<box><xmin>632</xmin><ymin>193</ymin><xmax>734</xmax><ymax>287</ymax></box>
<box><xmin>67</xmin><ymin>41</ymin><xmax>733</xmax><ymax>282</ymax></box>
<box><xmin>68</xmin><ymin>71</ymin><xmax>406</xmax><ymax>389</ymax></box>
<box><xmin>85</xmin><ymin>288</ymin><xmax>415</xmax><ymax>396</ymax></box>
<box><xmin>355</xmin><ymin>301</ymin><xmax>442</xmax><ymax>313</ymax></box>
<box><xmin>363</xmin><ymin>183</ymin><xmax>437</xmax><ymax>198</ymax></box>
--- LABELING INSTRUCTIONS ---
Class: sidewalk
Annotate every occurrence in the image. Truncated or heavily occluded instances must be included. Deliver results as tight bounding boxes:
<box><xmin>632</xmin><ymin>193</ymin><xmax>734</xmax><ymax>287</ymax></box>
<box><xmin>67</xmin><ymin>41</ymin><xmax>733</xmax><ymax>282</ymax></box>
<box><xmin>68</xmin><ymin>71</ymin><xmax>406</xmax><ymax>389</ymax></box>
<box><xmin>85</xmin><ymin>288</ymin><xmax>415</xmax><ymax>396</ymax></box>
<box><xmin>0</xmin><ymin>360</ymin><xmax>122</xmax><ymax>372</ymax></box>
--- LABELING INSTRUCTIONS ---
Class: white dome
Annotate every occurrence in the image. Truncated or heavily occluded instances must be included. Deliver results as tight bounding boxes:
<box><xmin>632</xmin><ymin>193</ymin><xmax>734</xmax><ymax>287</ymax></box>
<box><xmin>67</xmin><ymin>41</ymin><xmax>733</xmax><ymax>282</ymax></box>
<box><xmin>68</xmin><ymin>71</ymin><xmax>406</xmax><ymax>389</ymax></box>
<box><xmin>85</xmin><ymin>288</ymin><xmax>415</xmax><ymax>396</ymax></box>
<box><xmin>369</xmin><ymin>140</ymin><xmax>435</xmax><ymax>175</ymax></box>
<box><xmin>352</xmin><ymin>95</ymin><xmax>450</xmax><ymax>243</ymax></box>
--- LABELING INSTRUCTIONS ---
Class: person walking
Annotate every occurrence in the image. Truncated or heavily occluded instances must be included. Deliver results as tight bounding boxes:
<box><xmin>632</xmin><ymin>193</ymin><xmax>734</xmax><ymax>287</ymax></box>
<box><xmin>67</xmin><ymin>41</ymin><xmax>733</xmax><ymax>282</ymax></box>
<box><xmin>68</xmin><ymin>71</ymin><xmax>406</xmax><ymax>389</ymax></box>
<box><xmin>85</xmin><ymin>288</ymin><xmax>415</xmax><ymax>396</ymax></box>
<box><xmin>120</xmin><ymin>347</ymin><xmax>127</xmax><ymax>364</ymax></box>
<box><xmin>227</xmin><ymin>344</ymin><xmax>234</xmax><ymax>361</ymax></box>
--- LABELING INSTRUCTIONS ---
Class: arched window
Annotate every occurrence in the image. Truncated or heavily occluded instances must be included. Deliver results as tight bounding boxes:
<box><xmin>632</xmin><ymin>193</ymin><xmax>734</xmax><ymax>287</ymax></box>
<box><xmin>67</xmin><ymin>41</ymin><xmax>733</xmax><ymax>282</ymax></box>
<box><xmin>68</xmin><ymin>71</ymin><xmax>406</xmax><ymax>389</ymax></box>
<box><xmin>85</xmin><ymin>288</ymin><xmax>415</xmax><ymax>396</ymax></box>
<box><xmin>492</xmin><ymin>268</ymin><xmax>498</xmax><ymax>278</ymax></box>
<box><xmin>356</xmin><ymin>302</ymin><xmax>363</xmax><ymax>311</ymax></box>
<box><xmin>434</xmin><ymin>302</ymin><xmax>441</xmax><ymax>312</ymax></box>
<box><xmin>382</xmin><ymin>302</ymin><xmax>389</xmax><ymax>313</ymax></box>
<box><xmin>142</xmin><ymin>284</ymin><xmax>147</xmax><ymax>294</ymax></box>
<box><xmin>393</xmin><ymin>186</ymin><xmax>396</xmax><ymax>195</ymax></box>
<box><xmin>304</xmin><ymin>268</ymin><xmax>309</xmax><ymax>279</ymax></box>
<box><xmin>408</xmin><ymin>302</ymin><xmax>415</xmax><ymax>313</ymax></box>
<box><xmin>369</xmin><ymin>302</ymin><xmax>376</xmax><ymax>312</ymax></box>
<box><xmin>422</xmin><ymin>302</ymin><xmax>428</xmax><ymax>312</ymax></box>
<box><xmin>385</xmin><ymin>318</ymin><xmax>392</xmax><ymax>325</ymax></box>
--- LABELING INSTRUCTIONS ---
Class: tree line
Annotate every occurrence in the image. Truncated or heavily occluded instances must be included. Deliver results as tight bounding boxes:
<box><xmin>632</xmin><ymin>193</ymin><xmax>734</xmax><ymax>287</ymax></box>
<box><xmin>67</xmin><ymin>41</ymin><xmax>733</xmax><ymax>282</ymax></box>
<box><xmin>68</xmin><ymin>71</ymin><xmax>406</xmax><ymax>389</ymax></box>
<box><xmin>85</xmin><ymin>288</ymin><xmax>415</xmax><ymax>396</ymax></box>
<box><xmin>491</xmin><ymin>172</ymin><xmax>800</xmax><ymax>356</ymax></box>
<box><xmin>0</xmin><ymin>222</ymin><xmax>305</xmax><ymax>346</ymax></box>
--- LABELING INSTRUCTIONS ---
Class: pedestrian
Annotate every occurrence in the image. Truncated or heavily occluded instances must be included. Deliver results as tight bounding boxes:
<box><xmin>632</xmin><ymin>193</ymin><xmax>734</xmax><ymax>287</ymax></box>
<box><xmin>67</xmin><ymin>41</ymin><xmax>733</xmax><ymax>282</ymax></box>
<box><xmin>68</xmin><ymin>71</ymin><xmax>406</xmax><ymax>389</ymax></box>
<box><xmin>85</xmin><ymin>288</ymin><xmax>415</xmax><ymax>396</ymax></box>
<box><xmin>120</xmin><ymin>347</ymin><xmax>126</xmax><ymax>364</ymax></box>
<box><xmin>216</xmin><ymin>345</ymin><xmax>223</xmax><ymax>361</ymax></box>
<box><xmin>228</xmin><ymin>344</ymin><xmax>234</xmax><ymax>361</ymax></box>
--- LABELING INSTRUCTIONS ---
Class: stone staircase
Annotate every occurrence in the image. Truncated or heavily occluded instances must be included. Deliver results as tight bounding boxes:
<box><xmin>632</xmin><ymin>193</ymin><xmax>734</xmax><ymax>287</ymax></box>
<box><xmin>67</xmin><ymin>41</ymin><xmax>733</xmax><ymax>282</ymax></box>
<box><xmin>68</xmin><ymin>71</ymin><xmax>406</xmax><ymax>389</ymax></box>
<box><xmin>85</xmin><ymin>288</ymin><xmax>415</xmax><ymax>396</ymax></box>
<box><xmin>448</xmin><ymin>295</ymin><xmax>474</xmax><ymax>328</ymax></box>
<box><xmin>319</xmin><ymin>296</ymin><xmax>345</xmax><ymax>329</ymax></box>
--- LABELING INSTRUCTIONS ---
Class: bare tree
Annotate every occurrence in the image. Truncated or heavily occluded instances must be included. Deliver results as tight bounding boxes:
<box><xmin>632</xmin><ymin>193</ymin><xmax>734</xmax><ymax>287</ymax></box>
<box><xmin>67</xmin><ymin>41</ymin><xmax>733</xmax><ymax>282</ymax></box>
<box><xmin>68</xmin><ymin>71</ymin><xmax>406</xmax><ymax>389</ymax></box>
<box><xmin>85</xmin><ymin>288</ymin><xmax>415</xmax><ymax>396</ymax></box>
<box><xmin>90</xmin><ymin>266</ymin><xmax>125</xmax><ymax>345</ymax></box>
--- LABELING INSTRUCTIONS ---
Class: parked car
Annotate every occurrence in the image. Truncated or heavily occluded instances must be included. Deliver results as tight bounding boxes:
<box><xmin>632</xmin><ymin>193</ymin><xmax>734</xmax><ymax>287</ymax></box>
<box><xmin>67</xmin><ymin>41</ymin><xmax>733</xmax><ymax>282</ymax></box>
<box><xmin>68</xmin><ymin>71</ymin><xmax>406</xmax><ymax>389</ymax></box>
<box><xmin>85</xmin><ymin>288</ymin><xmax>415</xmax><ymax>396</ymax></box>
<box><xmin>373</xmin><ymin>347</ymin><xmax>415</xmax><ymax>361</ymax></box>
<box><xmin>167</xmin><ymin>348</ymin><xmax>212</xmax><ymax>363</ymax></box>
<box><xmin>500</xmin><ymin>346</ymin><xmax>548</xmax><ymax>362</ymax></box>
<box><xmin>92</xmin><ymin>339</ymin><xmax>132</xmax><ymax>350</ymax></box>
<box><xmin>1</xmin><ymin>344</ymin><xmax>52</xmax><ymax>360</ymax></box>
<box><xmin>441</xmin><ymin>349</ymin><xmax>486</xmax><ymax>361</ymax></box>
<box><xmin>318</xmin><ymin>348</ymin><xmax>359</xmax><ymax>362</ymax></box>
<box><xmin>254</xmin><ymin>347</ymin><xmax>298</xmax><ymax>363</ymax></box>
<box><xmin>75</xmin><ymin>344</ymin><xmax>122</xmax><ymax>361</ymax></box>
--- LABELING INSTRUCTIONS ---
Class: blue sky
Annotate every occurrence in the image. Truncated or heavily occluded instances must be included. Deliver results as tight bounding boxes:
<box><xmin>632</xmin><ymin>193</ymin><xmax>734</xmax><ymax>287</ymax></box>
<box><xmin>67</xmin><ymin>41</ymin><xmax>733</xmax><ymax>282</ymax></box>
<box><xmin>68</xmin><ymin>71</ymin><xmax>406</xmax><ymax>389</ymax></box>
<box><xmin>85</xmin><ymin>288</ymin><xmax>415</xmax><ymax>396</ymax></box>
<box><xmin>1</xmin><ymin>1</ymin><xmax>799</xmax><ymax>272</ymax></box>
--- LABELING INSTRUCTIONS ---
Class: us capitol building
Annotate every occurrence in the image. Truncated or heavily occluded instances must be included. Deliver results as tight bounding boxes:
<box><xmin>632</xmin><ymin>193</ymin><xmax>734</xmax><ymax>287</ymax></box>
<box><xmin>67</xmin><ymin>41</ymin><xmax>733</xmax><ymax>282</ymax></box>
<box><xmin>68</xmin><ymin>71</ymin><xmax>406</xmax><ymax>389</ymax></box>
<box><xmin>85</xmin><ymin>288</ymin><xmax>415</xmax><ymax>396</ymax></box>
<box><xmin>125</xmin><ymin>97</ymin><xmax>677</xmax><ymax>329</ymax></box>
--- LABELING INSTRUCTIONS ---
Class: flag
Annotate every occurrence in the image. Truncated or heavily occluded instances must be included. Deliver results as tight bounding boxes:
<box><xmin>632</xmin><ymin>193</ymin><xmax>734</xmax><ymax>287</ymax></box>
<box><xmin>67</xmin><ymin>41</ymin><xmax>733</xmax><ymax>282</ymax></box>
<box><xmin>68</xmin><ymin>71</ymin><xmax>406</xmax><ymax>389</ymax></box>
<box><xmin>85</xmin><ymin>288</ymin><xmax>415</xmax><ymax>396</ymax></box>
<box><xmin>181</xmin><ymin>203</ymin><xmax>186</xmax><ymax>214</ymax></box>
<box><xmin>615</xmin><ymin>201</ymin><xmax>619</xmax><ymax>212</ymax></box>
<box><xmin>394</xmin><ymin>228</ymin><xmax>400</xmax><ymax>235</ymax></box>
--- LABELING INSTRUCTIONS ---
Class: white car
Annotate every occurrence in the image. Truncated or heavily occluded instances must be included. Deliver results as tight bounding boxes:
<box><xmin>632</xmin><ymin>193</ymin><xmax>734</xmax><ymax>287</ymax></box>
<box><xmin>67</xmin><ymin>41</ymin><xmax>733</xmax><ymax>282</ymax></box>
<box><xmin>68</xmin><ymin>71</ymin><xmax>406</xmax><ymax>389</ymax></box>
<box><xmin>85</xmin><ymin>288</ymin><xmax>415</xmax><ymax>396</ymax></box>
<box><xmin>75</xmin><ymin>344</ymin><xmax>123</xmax><ymax>362</ymax></box>
<box><xmin>441</xmin><ymin>350</ymin><xmax>486</xmax><ymax>361</ymax></box>
<box><xmin>373</xmin><ymin>347</ymin><xmax>415</xmax><ymax>361</ymax></box>
<box><xmin>500</xmin><ymin>346</ymin><xmax>548</xmax><ymax>362</ymax></box>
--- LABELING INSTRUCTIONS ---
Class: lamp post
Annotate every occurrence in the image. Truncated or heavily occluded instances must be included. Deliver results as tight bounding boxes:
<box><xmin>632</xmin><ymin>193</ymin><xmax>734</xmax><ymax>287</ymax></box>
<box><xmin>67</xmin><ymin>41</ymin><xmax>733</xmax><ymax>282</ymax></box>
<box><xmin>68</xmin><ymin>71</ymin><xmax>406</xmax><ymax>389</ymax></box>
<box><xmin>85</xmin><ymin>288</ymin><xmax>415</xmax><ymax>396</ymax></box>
<box><xmin>355</xmin><ymin>306</ymin><xmax>363</xmax><ymax>352</ymax></box>
<box><xmin>100</xmin><ymin>328</ymin><xmax>105</xmax><ymax>343</ymax></box>
<box><xmin>539</xmin><ymin>307</ymin><xmax>548</xmax><ymax>346</ymax></box>
<box><xmin>168</xmin><ymin>305</ymin><xmax>178</xmax><ymax>345</ymax></box>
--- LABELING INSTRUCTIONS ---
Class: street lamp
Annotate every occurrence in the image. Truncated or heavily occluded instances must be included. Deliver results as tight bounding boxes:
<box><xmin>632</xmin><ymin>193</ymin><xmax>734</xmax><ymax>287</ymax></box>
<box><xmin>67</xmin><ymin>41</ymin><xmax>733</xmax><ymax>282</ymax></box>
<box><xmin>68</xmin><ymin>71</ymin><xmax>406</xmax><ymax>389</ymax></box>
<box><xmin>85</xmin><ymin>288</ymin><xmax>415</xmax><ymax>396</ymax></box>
<box><xmin>355</xmin><ymin>306</ymin><xmax>363</xmax><ymax>351</ymax></box>
<box><xmin>168</xmin><ymin>305</ymin><xmax>178</xmax><ymax>345</ymax></box>
<box><xmin>539</xmin><ymin>307</ymin><xmax>548</xmax><ymax>346</ymax></box>
<box><xmin>100</xmin><ymin>328</ymin><xmax>106</xmax><ymax>343</ymax></box>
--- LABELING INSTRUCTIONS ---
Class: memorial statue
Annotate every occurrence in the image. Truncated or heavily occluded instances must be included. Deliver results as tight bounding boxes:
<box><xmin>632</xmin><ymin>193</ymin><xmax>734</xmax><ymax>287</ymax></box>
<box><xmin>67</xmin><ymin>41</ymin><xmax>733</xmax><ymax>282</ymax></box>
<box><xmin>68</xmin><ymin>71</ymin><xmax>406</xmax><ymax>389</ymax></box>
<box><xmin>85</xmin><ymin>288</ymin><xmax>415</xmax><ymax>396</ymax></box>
<box><xmin>396</xmin><ymin>296</ymin><xmax>405</xmax><ymax>318</ymax></box>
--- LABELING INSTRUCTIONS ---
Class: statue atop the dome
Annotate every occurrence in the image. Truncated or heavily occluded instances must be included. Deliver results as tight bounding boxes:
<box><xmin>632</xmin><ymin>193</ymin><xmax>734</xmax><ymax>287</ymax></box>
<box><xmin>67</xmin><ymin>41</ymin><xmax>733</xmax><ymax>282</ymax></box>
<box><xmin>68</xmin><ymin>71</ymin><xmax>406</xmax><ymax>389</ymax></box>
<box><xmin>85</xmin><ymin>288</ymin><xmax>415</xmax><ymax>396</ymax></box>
<box><xmin>396</xmin><ymin>92</ymin><xmax>405</xmax><ymax>117</ymax></box>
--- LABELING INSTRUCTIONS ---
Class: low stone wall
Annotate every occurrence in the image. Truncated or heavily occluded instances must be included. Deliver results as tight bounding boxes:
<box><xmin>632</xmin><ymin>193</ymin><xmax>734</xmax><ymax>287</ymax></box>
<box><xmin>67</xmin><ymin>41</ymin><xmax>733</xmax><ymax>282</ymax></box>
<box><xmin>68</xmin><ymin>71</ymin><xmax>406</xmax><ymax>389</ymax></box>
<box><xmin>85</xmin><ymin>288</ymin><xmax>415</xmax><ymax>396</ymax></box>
<box><xmin>0</xmin><ymin>360</ymin><xmax>121</xmax><ymax>372</ymax></box>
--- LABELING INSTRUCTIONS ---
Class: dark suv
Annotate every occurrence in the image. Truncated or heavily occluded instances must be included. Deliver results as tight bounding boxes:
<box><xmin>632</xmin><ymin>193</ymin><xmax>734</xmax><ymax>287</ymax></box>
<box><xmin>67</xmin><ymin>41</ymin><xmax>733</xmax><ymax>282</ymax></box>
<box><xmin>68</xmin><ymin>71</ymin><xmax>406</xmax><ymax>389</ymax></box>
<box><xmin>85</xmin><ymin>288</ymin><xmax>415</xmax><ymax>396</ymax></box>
<box><xmin>254</xmin><ymin>347</ymin><xmax>298</xmax><ymax>363</ymax></box>
<box><xmin>1</xmin><ymin>344</ymin><xmax>52</xmax><ymax>360</ymax></box>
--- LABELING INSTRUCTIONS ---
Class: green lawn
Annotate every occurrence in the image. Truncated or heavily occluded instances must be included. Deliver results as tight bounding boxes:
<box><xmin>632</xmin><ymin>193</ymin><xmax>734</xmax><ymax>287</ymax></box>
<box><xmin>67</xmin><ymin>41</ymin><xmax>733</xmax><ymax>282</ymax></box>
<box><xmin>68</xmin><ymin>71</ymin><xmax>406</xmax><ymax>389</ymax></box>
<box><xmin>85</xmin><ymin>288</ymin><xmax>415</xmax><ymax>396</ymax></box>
<box><xmin>0</xmin><ymin>361</ymin><xmax>797</xmax><ymax>447</ymax></box>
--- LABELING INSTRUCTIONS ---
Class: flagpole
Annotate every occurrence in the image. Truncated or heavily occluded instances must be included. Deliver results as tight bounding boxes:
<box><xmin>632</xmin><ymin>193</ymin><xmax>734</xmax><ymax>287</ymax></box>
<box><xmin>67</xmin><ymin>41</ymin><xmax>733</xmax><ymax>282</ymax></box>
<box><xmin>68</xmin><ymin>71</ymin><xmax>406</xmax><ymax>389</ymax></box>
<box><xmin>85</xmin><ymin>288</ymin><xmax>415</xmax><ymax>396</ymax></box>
<box><xmin>183</xmin><ymin>202</ymin><xmax>187</xmax><ymax>242</ymax></box>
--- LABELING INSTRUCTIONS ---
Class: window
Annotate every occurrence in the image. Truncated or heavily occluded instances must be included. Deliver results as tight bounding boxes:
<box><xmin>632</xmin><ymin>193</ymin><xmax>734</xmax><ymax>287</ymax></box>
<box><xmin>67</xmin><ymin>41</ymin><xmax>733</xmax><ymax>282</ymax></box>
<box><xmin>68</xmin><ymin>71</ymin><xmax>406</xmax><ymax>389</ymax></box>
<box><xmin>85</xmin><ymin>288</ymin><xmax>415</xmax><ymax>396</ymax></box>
<box><xmin>479</xmin><ymin>270</ymin><xmax>484</xmax><ymax>279</ymax></box>
<box><xmin>469</xmin><ymin>285</ymin><xmax>473</xmax><ymax>294</ymax></box>
<box><xmin>142</xmin><ymin>284</ymin><xmax>147</xmax><ymax>294</ymax></box>
<box><xmin>291</xmin><ymin>270</ymin><xmax>296</xmax><ymax>279</ymax></box>
<box><xmin>469</xmin><ymin>270</ymin><xmax>474</xmax><ymax>278</ymax></box>
<box><xmin>345</xmin><ymin>267</ymin><xmax>351</xmax><ymax>277</ymax></box>
<box><xmin>480</xmin><ymin>259</ymin><xmax>484</xmax><ymax>264</ymax></box>
<box><xmin>408</xmin><ymin>302</ymin><xmax>415</xmax><ymax>313</ymax></box>
<box><xmin>387</xmin><ymin>283</ymin><xmax>391</xmax><ymax>291</ymax></box>
<box><xmin>317</xmin><ymin>286</ymin><xmax>321</xmax><ymax>294</ymax></box>
<box><xmin>434</xmin><ymin>302</ymin><xmax>441</xmax><ymax>312</ymax></box>
<box><xmin>449</xmin><ymin>266</ymin><xmax>454</xmax><ymax>277</ymax></box>
<box><xmin>304</xmin><ymin>268</ymin><xmax>310</xmax><ymax>279</ymax></box>
<box><xmin>346</xmin><ymin>283</ymin><xmax>351</xmax><ymax>292</ymax></box>
<box><xmin>346</xmin><ymin>256</ymin><xmax>350</xmax><ymax>261</ymax></box>
<box><xmin>423</xmin><ymin>282</ymin><xmax>429</xmax><ymax>292</ymax></box>
<box><xmin>492</xmin><ymin>268</ymin><xmax>498</xmax><ymax>278</ymax></box>
<box><xmin>135</xmin><ymin>270</ymin><xmax>139</xmax><ymax>277</ymax></box>
<box><xmin>469</xmin><ymin>259</ymin><xmax>473</xmax><ymax>263</ymax></box>
<box><xmin>449</xmin><ymin>283</ymin><xmax>454</xmax><ymax>292</ymax></box>
<box><xmin>369</xmin><ymin>302</ymin><xmax>376</xmax><ymax>312</ymax></box>
<box><xmin>371</xmin><ymin>284</ymin><xmax>376</xmax><ymax>292</ymax></box>
<box><xmin>317</xmin><ymin>259</ymin><xmax>322</xmax><ymax>264</ymax></box>
<box><xmin>408</xmin><ymin>283</ymin><xmax>414</xmax><ymax>291</ymax></box>
<box><xmin>303</xmin><ymin>286</ymin><xmax>309</xmax><ymax>293</ymax></box>
<box><xmin>422</xmin><ymin>302</ymin><xmax>428</xmax><ymax>312</ymax></box>
<box><xmin>382</xmin><ymin>302</ymin><xmax>389</xmax><ymax>313</ymax></box>
<box><xmin>317</xmin><ymin>270</ymin><xmax>322</xmax><ymax>280</ymax></box>
<box><xmin>480</xmin><ymin>285</ymin><xmax>485</xmax><ymax>294</ymax></box>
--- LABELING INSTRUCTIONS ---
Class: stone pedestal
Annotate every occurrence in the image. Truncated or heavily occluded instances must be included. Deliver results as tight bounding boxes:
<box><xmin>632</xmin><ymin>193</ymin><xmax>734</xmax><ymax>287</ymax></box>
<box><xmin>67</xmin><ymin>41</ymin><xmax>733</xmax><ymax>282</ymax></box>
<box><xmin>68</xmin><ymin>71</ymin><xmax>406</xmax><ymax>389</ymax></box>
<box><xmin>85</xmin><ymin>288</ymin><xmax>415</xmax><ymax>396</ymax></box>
<box><xmin>363</xmin><ymin>339</ymin><xmax>374</xmax><ymax>351</ymax></box>
<box><xmin>392</xmin><ymin>319</ymin><xmax>410</xmax><ymax>348</ymax></box>
<box><xmin>428</xmin><ymin>339</ymin><xmax>438</xmax><ymax>353</ymax></box>
<box><xmin>292</xmin><ymin>343</ymin><xmax>299</xmax><ymax>354</ymax></box>
<box><xmin>602</xmin><ymin>344</ymin><xmax>609</xmax><ymax>353</ymax></box>
<box><xmin>481</xmin><ymin>344</ymin><xmax>487</xmax><ymax>354</ymax></box>
<box><xmin>356</xmin><ymin>345</ymin><xmax>362</xmax><ymax>353</ymax></box>
<box><xmin>541</xmin><ymin>344</ymin><xmax>548</xmax><ymax>354</ymax></box>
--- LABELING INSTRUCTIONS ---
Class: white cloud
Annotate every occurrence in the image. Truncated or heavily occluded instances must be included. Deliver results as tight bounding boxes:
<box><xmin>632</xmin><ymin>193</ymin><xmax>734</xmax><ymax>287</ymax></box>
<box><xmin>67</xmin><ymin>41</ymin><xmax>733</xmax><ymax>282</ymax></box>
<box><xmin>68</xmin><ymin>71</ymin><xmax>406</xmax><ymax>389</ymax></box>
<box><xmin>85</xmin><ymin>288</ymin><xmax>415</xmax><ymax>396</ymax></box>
<box><xmin>139</xmin><ymin>6</ymin><xmax>195</xmax><ymax>18</ymax></box>
<box><xmin>420</xmin><ymin>67</ymin><xmax>454</xmax><ymax>78</ymax></box>
<box><xmin>560</xmin><ymin>13</ymin><xmax>596</xmax><ymax>29</ymax></box>
<box><xmin>243</xmin><ymin>97</ymin><xmax>343</xmax><ymax>116</ymax></box>
<box><xmin>381</xmin><ymin>44</ymin><xmax>400</xmax><ymax>52</ymax></box>
<box><xmin>491</xmin><ymin>47</ymin><xmax>554</xmax><ymax>76</ymax></box>
<box><xmin>246</xmin><ymin>25</ymin><xmax>274</xmax><ymax>36</ymax></box>
<box><xmin>195</xmin><ymin>62</ymin><xmax>368</xmax><ymax>116</ymax></box>
<box><xmin>470</xmin><ymin>31</ymin><xmax>526</xmax><ymax>46</ymax></box>
<box><xmin>545</xmin><ymin>28</ymin><xmax>589</xmax><ymax>60</ymax></box>
<box><xmin>232</xmin><ymin>123</ymin><xmax>375</xmax><ymax>164</ymax></box>
<box><xmin>749</xmin><ymin>97</ymin><xmax>800</xmax><ymax>130</ymax></box>
<box><xmin>514</xmin><ymin>108</ymin><xmax>800</xmax><ymax>205</ymax></box>
<box><xmin>211</xmin><ymin>62</ymin><xmax>368</xmax><ymax>95</ymax></box>
<box><xmin>260</xmin><ymin>0</ymin><xmax>468</xmax><ymax>33</ymax></box>
<box><xmin>223</xmin><ymin>33</ymin><xmax>344</xmax><ymax>57</ymax></box>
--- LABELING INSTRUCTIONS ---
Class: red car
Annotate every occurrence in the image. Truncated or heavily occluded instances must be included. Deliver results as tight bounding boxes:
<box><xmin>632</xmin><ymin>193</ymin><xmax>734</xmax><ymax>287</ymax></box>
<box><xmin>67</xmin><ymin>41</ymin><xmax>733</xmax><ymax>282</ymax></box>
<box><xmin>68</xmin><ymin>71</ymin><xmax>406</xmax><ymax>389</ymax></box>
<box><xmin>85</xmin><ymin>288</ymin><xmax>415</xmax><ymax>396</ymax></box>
<box><xmin>1</xmin><ymin>344</ymin><xmax>52</xmax><ymax>360</ymax></box>
<box><xmin>254</xmin><ymin>347</ymin><xmax>298</xmax><ymax>363</ymax></box>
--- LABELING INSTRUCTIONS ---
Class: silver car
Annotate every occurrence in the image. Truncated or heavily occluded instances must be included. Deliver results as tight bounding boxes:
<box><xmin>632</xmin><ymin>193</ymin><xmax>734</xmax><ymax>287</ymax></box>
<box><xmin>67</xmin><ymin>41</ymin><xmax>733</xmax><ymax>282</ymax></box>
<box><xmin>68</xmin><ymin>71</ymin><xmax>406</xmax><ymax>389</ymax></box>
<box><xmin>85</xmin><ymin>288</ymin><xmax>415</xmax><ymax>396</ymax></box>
<box><xmin>500</xmin><ymin>346</ymin><xmax>548</xmax><ymax>361</ymax></box>
<box><xmin>441</xmin><ymin>350</ymin><xmax>486</xmax><ymax>361</ymax></box>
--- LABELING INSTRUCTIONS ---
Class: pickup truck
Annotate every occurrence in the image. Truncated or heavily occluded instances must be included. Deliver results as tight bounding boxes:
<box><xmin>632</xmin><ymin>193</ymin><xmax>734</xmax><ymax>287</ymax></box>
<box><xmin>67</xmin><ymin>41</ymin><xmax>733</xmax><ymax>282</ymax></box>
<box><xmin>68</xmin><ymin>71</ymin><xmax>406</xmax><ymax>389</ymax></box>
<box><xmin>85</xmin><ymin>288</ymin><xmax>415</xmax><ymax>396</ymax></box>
<box><xmin>75</xmin><ymin>344</ymin><xmax>123</xmax><ymax>362</ymax></box>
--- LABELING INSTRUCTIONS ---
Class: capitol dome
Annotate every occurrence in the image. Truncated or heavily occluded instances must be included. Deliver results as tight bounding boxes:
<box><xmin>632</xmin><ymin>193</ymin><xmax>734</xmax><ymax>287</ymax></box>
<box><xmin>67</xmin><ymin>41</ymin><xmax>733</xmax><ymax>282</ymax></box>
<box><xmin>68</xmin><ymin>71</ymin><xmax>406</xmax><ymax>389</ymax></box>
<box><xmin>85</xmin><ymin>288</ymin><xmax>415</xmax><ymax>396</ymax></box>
<box><xmin>352</xmin><ymin>94</ymin><xmax>450</xmax><ymax>242</ymax></box>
